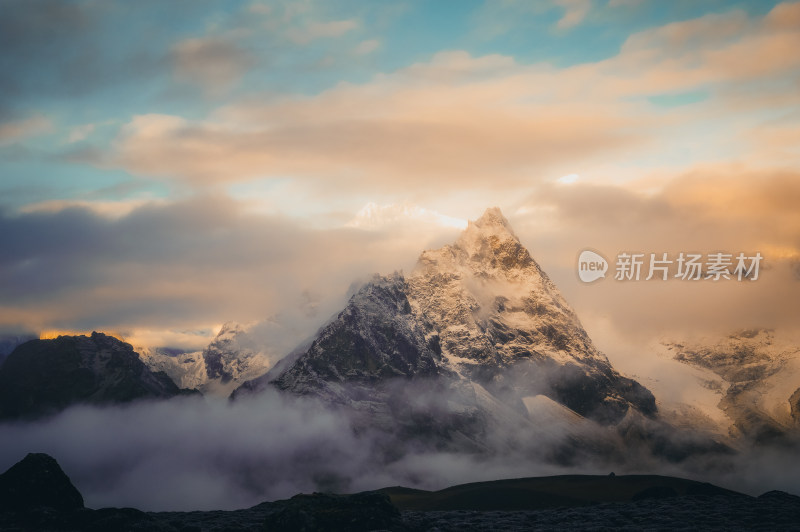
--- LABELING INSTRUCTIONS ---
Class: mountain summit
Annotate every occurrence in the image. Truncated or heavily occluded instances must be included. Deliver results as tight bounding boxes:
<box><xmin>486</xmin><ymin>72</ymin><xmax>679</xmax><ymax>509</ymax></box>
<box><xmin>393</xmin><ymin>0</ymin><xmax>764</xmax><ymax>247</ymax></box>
<box><xmin>235</xmin><ymin>208</ymin><xmax>656</xmax><ymax>434</ymax></box>
<box><xmin>459</xmin><ymin>206</ymin><xmax>518</xmax><ymax>242</ymax></box>
<box><xmin>408</xmin><ymin>207</ymin><xmax>655</xmax><ymax>423</ymax></box>
<box><xmin>417</xmin><ymin>207</ymin><xmax>536</xmax><ymax>278</ymax></box>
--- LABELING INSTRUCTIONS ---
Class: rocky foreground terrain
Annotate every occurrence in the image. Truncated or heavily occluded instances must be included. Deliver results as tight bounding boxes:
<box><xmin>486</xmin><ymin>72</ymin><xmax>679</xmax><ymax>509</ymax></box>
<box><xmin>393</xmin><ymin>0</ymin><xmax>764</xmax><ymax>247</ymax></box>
<box><xmin>1</xmin><ymin>453</ymin><xmax>798</xmax><ymax>532</ymax></box>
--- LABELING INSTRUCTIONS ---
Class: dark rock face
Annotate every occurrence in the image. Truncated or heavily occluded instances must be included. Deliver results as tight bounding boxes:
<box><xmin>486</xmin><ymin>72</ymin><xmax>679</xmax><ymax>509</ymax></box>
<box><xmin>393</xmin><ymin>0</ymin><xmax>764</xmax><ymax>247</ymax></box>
<box><xmin>0</xmin><ymin>453</ymin><xmax>84</xmax><ymax>513</ymax></box>
<box><xmin>262</xmin><ymin>491</ymin><xmax>403</xmax><ymax>532</ymax></box>
<box><xmin>0</xmin><ymin>332</ymin><xmax>194</xmax><ymax>420</ymax></box>
<box><xmin>0</xmin><ymin>333</ymin><xmax>37</xmax><ymax>367</ymax></box>
<box><xmin>542</xmin><ymin>361</ymin><xmax>657</xmax><ymax>424</ymax></box>
<box><xmin>269</xmin><ymin>274</ymin><xmax>442</xmax><ymax>404</ymax></box>
<box><xmin>234</xmin><ymin>275</ymin><xmax>487</xmax><ymax>446</ymax></box>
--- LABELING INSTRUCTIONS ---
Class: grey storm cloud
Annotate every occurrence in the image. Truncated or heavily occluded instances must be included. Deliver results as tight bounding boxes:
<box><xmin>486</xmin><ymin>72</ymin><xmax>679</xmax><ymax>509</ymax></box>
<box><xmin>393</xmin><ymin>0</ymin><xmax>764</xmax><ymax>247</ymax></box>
<box><xmin>0</xmin><ymin>196</ymin><xmax>460</xmax><ymax>336</ymax></box>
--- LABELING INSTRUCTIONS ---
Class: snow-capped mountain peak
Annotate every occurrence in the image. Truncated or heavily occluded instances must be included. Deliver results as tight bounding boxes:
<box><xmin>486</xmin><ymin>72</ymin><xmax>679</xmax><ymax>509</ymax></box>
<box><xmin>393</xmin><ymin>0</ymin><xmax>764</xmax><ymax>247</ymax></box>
<box><xmin>463</xmin><ymin>206</ymin><xmax>517</xmax><ymax>239</ymax></box>
<box><xmin>416</xmin><ymin>206</ymin><xmax>542</xmax><ymax>284</ymax></box>
<box><xmin>235</xmin><ymin>207</ymin><xmax>656</xmax><ymax>427</ymax></box>
<box><xmin>409</xmin><ymin>208</ymin><xmax>587</xmax><ymax>367</ymax></box>
<box><xmin>456</xmin><ymin>207</ymin><xmax>525</xmax><ymax>267</ymax></box>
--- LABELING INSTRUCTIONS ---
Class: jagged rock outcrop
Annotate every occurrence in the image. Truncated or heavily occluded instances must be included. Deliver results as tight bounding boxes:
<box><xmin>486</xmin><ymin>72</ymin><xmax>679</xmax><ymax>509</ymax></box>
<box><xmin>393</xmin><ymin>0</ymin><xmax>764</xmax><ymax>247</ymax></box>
<box><xmin>268</xmin><ymin>274</ymin><xmax>442</xmax><ymax>402</ymax></box>
<box><xmin>0</xmin><ymin>332</ymin><xmax>196</xmax><ymax>420</ymax></box>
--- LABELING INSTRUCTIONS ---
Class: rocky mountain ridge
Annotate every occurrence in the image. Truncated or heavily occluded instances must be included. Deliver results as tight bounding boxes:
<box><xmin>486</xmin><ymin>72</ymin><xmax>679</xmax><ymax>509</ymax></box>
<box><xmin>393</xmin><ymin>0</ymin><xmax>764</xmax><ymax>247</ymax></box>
<box><xmin>0</xmin><ymin>332</ymin><xmax>195</xmax><ymax>420</ymax></box>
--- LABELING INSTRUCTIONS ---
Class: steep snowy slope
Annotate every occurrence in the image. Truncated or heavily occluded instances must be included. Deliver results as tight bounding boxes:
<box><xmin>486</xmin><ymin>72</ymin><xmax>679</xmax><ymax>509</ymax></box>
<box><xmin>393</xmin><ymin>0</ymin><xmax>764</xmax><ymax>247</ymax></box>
<box><xmin>137</xmin><ymin>348</ymin><xmax>207</xmax><ymax>391</ymax></box>
<box><xmin>138</xmin><ymin>323</ymin><xmax>272</xmax><ymax>396</ymax></box>
<box><xmin>665</xmin><ymin>329</ymin><xmax>800</xmax><ymax>443</ymax></box>
<box><xmin>406</xmin><ymin>207</ymin><xmax>655</xmax><ymax>423</ymax></box>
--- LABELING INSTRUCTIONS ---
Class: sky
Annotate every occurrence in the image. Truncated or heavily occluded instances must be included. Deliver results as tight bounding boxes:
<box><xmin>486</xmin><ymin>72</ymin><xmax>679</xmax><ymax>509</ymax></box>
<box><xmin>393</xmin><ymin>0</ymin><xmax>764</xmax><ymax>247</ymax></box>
<box><xmin>1</xmin><ymin>0</ymin><xmax>799</xmax><ymax>353</ymax></box>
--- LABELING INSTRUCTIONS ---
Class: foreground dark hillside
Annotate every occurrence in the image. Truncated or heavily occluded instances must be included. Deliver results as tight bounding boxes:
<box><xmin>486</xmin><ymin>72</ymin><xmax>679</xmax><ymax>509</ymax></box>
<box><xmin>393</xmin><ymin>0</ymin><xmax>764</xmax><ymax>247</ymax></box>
<box><xmin>1</xmin><ymin>453</ymin><xmax>798</xmax><ymax>531</ymax></box>
<box><xmin>378</xmin><ymin>474</ymin><xmax>743</xmax><ymax>511</ymax></box>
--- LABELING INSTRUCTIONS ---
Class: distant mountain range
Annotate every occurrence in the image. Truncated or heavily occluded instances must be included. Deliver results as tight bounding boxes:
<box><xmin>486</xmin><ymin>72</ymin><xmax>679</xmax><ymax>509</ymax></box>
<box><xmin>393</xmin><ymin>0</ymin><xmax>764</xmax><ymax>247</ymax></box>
<box><xmin>1</xmin><ymin>208</ymin><xmax>796</xmax><ymax>462</ymax></box>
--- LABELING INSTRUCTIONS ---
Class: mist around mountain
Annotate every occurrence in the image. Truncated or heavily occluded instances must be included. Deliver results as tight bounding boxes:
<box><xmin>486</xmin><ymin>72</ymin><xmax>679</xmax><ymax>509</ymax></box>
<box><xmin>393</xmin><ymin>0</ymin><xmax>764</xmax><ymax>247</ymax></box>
<box><xmin>0</xmin><ymin>208</ymin><xmax>797</xmax><ymax>514</ymax></box>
